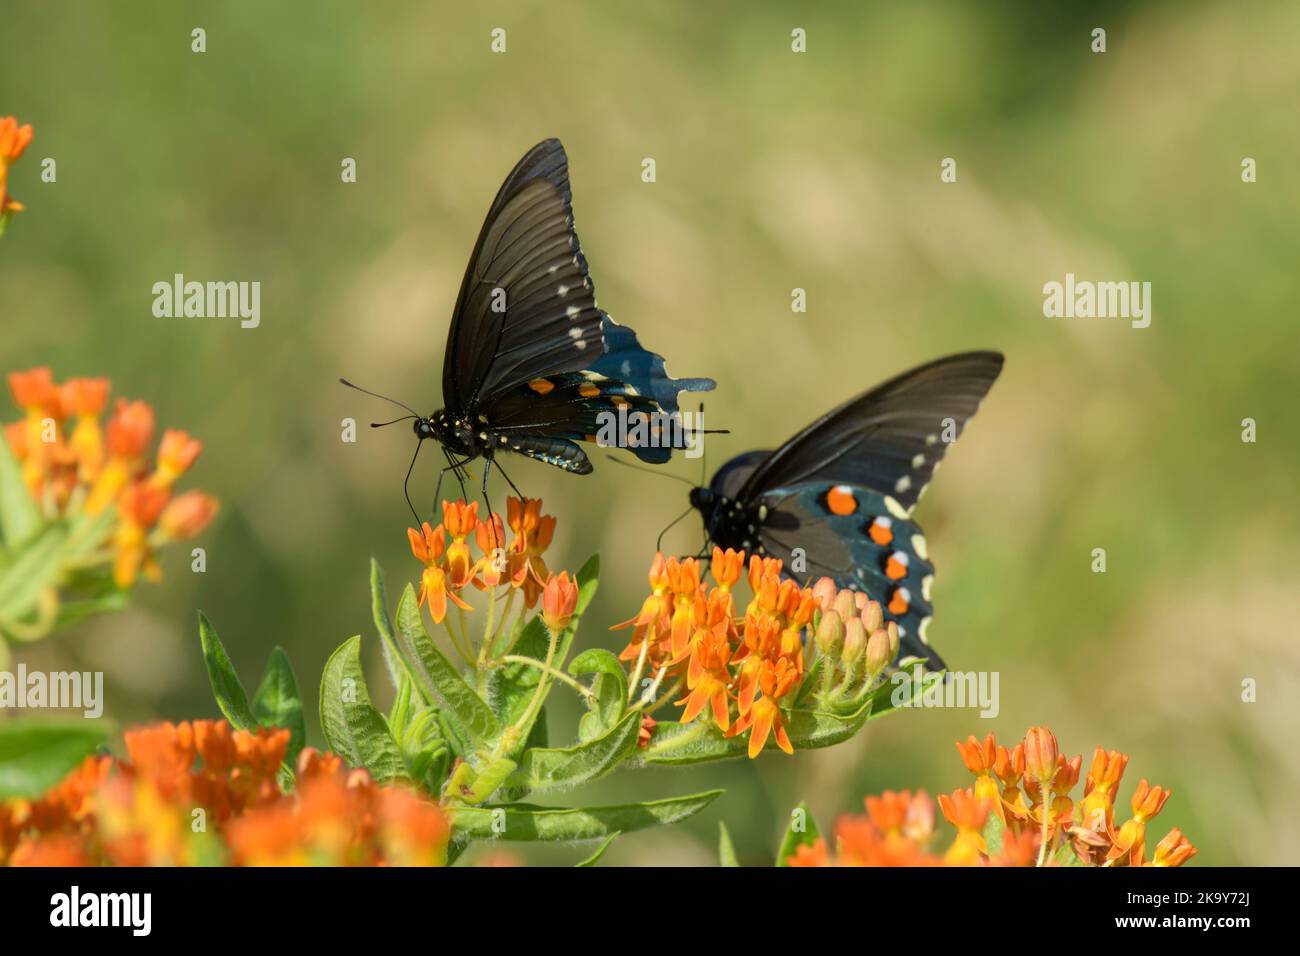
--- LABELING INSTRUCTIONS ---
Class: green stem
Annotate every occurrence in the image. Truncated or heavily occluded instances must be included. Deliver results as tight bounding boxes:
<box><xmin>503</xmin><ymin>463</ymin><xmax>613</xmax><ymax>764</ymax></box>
<box><xmin>512</xmin><ymin>623</ymin><xmax>560</xmax><ymax>735</ymax></box>
<box><xmin>494</xmin><ymin>655</ymin><xmax>595</xmax><ymax>702</ymax></box>
<box><xmin>1036</xmin><ymin>796</ymin><xmax>1052</xmax><ymax>867</ymax></box>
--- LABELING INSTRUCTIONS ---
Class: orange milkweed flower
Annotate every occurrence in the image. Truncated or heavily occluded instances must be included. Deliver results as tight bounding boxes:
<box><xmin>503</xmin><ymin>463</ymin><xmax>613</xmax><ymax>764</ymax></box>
<box><xmin>937</xmin><ymin>787</ymin><xmax>991</xmax><ymax>866</ymax></box>
<box><xmin>786</xmin><ymin>837</ymin><xmax>832</xmax><ymax>867</ymax></box>
<box><xmin>440</xmin><ymin>499</ymin><xmax>479</xmax><ymax>589</ymax></box>
<box><xmin>0</xmin><ymin>116</ymin><xmax>33</xmax><ymax>218</ymax></box>
<box><xmin>158</xmin><ymin>490</ymin><xmax>220</xmax><ymax>540</ymax></box>
<box><xmin>676</xmin><ymin>617</ymin><xmax>734</xmax><ymax>731</ymax></box>
<box><xmin>151</xmin><ymin>428</ymin><xmax>202</xmax><ymax>487</ymax></box>
<box><xmin>86</xmin><ymin>398</ymin><xmax>155</xmax><ymax>514</ymax></box>
<box><xmin>730</xmin><ymin>656</ymin><xmax>799</xmax><ymax>758</ymax></box>
<box><xmin>541</xmin><ymin>571</ymin><xmax>579</xmax><ymax>633</ymax></box>
<box><xmin>1106</xmin><ymin>779</ymin><xmax>1172</xmax><ymax>867</ymax></box>
<box><xmin>60</xmin><ymin>377</ymin><xmax>110</xmax><ymax>482</ymax></box>
<box><xmin>1149</xmin><ymin>828</ymin><xmax>1197</xmax><ymax>868</ymax></box>
<box><xmin>112</xmin><ymin>481</ymin><xmax>171</xmax><ymax>588</ymax></box>
<box><xmin>408</xmin><ymin>521</ymin><xmax>472</xmax><ymax>625</ymax></box>
<box><xmin>956</xmin><ymin>733</ymin><xmax>1005</xmax><ymax>824</ymax></box>
<box><xmin>505</xmin><ymin>496</ymin><xmax>555</xmax><ymax>606</ymax></box>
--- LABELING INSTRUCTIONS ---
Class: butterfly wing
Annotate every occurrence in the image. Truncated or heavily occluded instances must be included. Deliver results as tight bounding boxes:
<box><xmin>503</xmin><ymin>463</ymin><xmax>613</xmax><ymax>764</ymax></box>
<box><xmin>738</xmin><ymin>351</ymin><xmax>1004</xmax><ymax>514</ymax></box>
<box><xmin>726</xmin><ymin>351</ymin><xmax>1004</xmax><ymax>666</ymax></box>
<box><xmin>442</xmin><ymin>139</ymin><xmax>605</xmax><ymax>416</ymax></box>
<box><xmin>754</xmin><ymin>485</ymin><xmax>940</xmax><ymax>666</ymax></box>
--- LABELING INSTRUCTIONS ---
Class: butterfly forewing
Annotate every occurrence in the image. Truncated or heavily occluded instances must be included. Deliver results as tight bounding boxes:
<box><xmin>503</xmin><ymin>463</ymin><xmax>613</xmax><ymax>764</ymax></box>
<box><xmin>443</xmin><ymin>138</ymin><xmax>604</xmax><ymax>415</ymax></box>
<box><xmin>739</xmin><ymin>351</ymin><xmax>1004</xmax><ymax>514</ymax></box>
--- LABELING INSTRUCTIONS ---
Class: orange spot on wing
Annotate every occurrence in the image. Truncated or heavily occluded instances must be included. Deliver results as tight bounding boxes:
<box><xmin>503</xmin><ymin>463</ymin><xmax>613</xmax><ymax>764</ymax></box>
<box><xmin>826</xmin><ymin>485</ymin><xmax>857</xmax><ymax>516</ymax></box>
<box><xmin>885</xmin><ymin>555</ymin><xmax>908</xmax><ymax>581</ymax></box>
<box><xmin>528</xmin><ymin>378</ymin><xmax>555</xmax><ymax>395</ymax></box>
<box><xmin>888</xmin><ymin>588</ymin><xmax>910</xmax><ymax>616</ymax></box>
<box><xmin>579</xmin><ymin>383</ymin><xmax>600</xmax><ymax>398</ymax></box>
<box><xmin>868</xmin><ymin>518</ymin><xmax>893</xmax><ymax>546</ymax></box>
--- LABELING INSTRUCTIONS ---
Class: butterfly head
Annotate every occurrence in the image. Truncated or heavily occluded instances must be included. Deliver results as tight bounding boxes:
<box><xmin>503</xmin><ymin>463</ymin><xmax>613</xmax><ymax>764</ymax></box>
<box><xmin>688</xmin><ymin>485</ymin><xmax>714</xmax><ymax>512</ymax></box>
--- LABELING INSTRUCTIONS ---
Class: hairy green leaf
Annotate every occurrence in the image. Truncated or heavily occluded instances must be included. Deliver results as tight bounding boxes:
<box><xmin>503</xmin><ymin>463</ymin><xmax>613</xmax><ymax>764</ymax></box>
<box><xmin>507</xmin><ymin>711</ymin><xmax>640</xmax><ymax>793</ymax></box>
<box><xmin>252</xmin><ymin>646</ymin><xmax>305</xmax><ymax>765</ymax></box>
<box><xmin>318</xmin><ymin>635</ymin><xmax>407</xmax><ymax>782</ymax></box>
<box><xmin>569</xmin><ymin>648</ymin><xmax>627</xmax><ymax>742</ymax></box>
<box><xmin>198</xmin><ymin>611</ymin><xmax>254</xmax><ymax>729</ymax></box>
<box><xmin>0</xmin><ymin>718</ymin><xmax>110</xmax><ymax>798</ymax></box>
<box><xmin>718</xmin><ymin>821</ymin><xmax>739</xmax><ymax>867</ymax></box>
<box><xmin>394</xmin><ymin>584</ymin><xmax>500</xmax><ymax>745</ymax></box>
<box><xmin>0</xmin><ymin>433</ymin><xmax>40</xmax><ymax>551</ymax></box>
<box><xmin>576</xmin><ymin>831</ymin><xmax>620</xmax><ymax>867</ymax></box>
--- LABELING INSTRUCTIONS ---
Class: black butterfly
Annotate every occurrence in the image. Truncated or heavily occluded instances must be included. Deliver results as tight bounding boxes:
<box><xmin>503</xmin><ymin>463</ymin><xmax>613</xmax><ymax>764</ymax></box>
<box><xmin>688</xmin><ymin>351</ymin><xmax>1004</xmax><ymax>668</ymax></box>
<box><xmin>343</xmin><ymin>138</ymin><xmax>715</xmax><ymax>520</ymax></box>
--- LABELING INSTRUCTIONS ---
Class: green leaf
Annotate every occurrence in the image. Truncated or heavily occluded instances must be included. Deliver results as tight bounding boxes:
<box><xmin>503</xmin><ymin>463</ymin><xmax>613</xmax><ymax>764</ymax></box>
<box><xmin>0</xmin><ymin>718</ymin><xmax>111</xmax><ymax>798</ymax></box>
<box><xmin>318</xmin><ymin>635</ymin><xmax>407</xmax><ymax>782</ymax></box>
<box><xmin>983</xmin><ymin>813</ymin><xmax>1005</xmax><ymax>858</ymax></box>
<box><xmin>388</xmin><ymin>671</ymin><xmax>414</xmax><ymax>738</ymax></box>
<box><xmin>0</xmin><ymin>432</ymin><xmax>40</xmax><ymax>551</ymax></box>
<box><xmin>575</xmin><ymin>832</ymin><xmax>620</xmax><ymax>867</ymax></box>
<box><xmin>252</xmin><ymin>646</ymin><xmax>305</xmax><ymax>765</ymax></box>
<box><xmin>394</xmin><ymin>584</ymin><xmax>500</xmax><ymax>745</ymax></box>
<box><xmin>718</xmin><ymin>821</ymin><xmax>739</xmax><ymax>867</ymax></box>
<box><xmin>568</xmin><ymin>648</ymin><xmax>627</xmax><ymax>742</ymax></box>
<box><xmin>506</xmin><ymin>711</ymin><xmax>640</xmax><ymax>793</ymax></box>
<box><xmin>370</xmin><ymin>559</ymin><xmax>413</xmax><ymax>693</ymax></box>
<box><xmin>198</xmin><ymin>611</ymin><xmax>255</xmax><ymax>729</ymax></box>
<box><xmin>448</xmin><ymin>789</ymin><xmax>722</xmax><ymax>842</ymax></box>
<box><xmin>776</xmin><ymin>801</ymin><xmax>821</xmax><ymax>866</ymax></box>
<box><xmin>638</xmin><ymin>680</ymin><xmax>908</xmax><ymax>766</ymax></box>
<box><xmin>0</xmin><ymin>525</ymin><xmax>68</xmax><ymax>624</ymax></box>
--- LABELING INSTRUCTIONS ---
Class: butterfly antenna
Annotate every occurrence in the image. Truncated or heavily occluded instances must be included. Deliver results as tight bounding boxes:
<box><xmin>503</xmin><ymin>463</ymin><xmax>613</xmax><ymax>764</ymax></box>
<box><xmin>656</xmin><ymin>503</ymin><xmax>695</xmax><ymax>554</ymax></box>
<box><xmin>604</xmin><ymin>454</ymin><xmax>695</xmax><ymax>486</ymax></box>
<box><xmin>371</xmin><ymin>415</ymin><xmax>417</xmax><ymax>428</ymax></box>
<box><xmin>339</xmin><ymin>378</ymin><xmax>424</xmax><ymax>419</ymax></box>
<box><xmin>402</xmin><ymin>437</ymin><xmax>424</xmax><ymax>527</ymax></box>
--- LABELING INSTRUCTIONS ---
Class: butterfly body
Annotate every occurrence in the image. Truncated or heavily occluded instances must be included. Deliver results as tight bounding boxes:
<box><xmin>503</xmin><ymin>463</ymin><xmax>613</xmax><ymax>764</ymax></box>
<box><xmin>690</xmin><ymin>351</ymin><xmax>1004</xmax><ymax>668</ymax></box>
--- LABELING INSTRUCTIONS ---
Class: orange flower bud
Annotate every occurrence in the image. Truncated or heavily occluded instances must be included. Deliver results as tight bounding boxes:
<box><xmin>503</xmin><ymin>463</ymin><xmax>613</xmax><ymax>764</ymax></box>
<box><xmin>159</xmin><ymin>490</ymin><xmax>219</xmax><ymax>539</ymax></box>
<box><xmin>864</xmin><ymin>627</ymin><xmax>892</xmax><ymax>675</ymax></box>
<box><xmin>860</xmin><ymin>599</ymin><xmax>884</xmax><ymax>633</ymax></box>
<box><xmin>107</xmin><ymin>399</ymin><xmax>154</xmax><ymax>460</ymax></box>
<box><xmin>154</xmin><ymin>428</ymin><xmax>202</xmax><ymax>485</ymax></box>
<box><xmin>1023</xmin><ymin>726</ymin><xmax>1060</xmax><ymax>786</ymax></box>
<box><xmin>814</xmin><ymin>607</ymin><xmax>844</xmax><ymax>657</ymax></box>
<box><xmin>7</xmin><ymin>367</ymin><xmax>58</xmax><ymax>413</ymax></box>
<box><xmin>810</xmin><ymin>576</ymin><xmax>837</xmax><ymax>610</ymax></box>
<box><xmin>541</xmin><ymin>571</ymin><xmax>579</xmax><ymax>633</ymax></box>
<box><xmin>841</xmin><ymin>617</ymin><xmax>865</xmax><ymax>665</ymax></box>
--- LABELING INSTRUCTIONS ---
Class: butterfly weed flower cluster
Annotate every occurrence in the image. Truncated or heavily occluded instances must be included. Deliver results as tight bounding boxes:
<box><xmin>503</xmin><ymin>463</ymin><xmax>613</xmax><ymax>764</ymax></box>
<box><xmin>618</xmin><ymin>555</ymin><xmax>910</xmax><ymax>760</ymax></box>
<box><xmin>775</xmin><ymin>726</ymin><xmax>1196</xmax><ymax>868</ymax></box>
<box><xmin>0</xmin><ymin>720</ymin><xmax>449</xmax><ymax>866</ymax></box>
<box><xmin>0</xmin><ymin>115</ymin><xmax>32</xmax><ymax>236</ymax></box>
<box><xmin>0</xmin><ymin>368</ymin><xmax>218</xmax><ymax>658</ymax></box>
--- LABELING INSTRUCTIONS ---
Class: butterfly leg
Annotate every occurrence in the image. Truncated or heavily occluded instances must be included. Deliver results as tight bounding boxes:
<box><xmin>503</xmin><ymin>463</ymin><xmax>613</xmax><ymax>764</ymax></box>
<box><xmin>492</xmin><ymin>458</ymin><xmax>526</xmax><ymax>500</ymax></box>
<box><xmin>478</xmin><ymin>456</ymin><xmax>503</xmax><ymax>554</ymax></box>
<box><xmin>432</xmin><ymin>451</ymin><xmax>470</xmax><ymax>519</ymax></box>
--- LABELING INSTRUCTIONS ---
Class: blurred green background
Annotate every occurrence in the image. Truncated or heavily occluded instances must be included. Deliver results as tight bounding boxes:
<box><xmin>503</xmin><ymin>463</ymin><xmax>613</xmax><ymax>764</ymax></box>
<box><xmin>3</xmin><ymin>0</ymin><xmax>1297</xmax><ymax>865</ymax></box>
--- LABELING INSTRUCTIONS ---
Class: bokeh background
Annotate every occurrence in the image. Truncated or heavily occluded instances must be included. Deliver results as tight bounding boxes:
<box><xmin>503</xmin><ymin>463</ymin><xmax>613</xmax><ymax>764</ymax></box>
<box><xmin>3</xmin><ymin>0</ymin><xmax>1298</xmax><ymax>865</ymax></box>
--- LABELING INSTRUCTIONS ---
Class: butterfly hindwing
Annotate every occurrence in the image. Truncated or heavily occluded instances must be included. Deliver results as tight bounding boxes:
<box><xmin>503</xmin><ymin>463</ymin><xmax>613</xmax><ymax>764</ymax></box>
<box><xmin>755</xmin><ymin>484</ymin><xmax>940</xmax><ymax>666</ymax></box>
<box><xmin>442</xmin><ymin>138</ymin><xmax>605</xmax><ymax>416</ymax></box>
